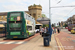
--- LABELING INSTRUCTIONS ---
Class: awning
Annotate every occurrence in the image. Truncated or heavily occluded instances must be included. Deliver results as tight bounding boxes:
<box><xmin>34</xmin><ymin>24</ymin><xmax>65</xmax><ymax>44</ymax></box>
<box><xmin>37</xmin><ymin>17</ymin><xmax>50</xmax><ymax>24</ymax></box>
<box><xmin>0</xmin><ymin>24</ymin><xmax>5</xmax><ymax>27</ymax></box>
<box><xmin>0</xmin><ymin>21</ymin><xmax>7</xmax><ymax>24</ymax></box>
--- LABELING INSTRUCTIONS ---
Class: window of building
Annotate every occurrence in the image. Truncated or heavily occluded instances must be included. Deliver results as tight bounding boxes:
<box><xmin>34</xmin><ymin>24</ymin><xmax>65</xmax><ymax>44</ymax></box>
<box><xmin>1</xmin><ymin>16</ymin><xmax>3</xmax><ymax>19</ymax></box>
<box><xmin>30</xmin><ymin>14</ymin><xmax>31</xmax><ymax>15</ymax></box>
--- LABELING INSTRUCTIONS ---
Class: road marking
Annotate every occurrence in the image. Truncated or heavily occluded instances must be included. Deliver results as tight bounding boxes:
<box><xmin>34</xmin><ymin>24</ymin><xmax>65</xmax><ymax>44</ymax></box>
<box><xmin>0</xmin><ymin>41</ymin><xmax>6</xmax><ymax>44</ymax></box>
<box><xmin>5</xmin><ymin>41</ymin><xmax>15</xmax><ymax>44</ymax></box>
<box><xmin>56</xmin><ymin>37</ymin><xmax>64</xmax><ymax>50</ymax></box>
<box><xmin>0</xmin><ymin>41</ymin><xmax>26</xmax><ymax>44</ymax></box>
<box><xmin>57</xmin><ymin>38</ymin><xmax>64</xmax><ymax>50</ymax></box>
<box><xmin>16</xmin><ymin>41</ymin><xmax>25</xmax><ymax>44</ymax></box>
<box><xmin>61</xmin><ymin>37</ymin><xmax>75</xmax><ymax>41</ymax></box>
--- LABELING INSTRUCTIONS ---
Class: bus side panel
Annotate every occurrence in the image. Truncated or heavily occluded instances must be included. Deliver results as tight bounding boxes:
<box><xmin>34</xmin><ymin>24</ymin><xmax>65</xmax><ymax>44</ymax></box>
<box><xmin>7</xmin><ymin>12</ymin><xmax>10</xmax><ymax>38</ymax></box>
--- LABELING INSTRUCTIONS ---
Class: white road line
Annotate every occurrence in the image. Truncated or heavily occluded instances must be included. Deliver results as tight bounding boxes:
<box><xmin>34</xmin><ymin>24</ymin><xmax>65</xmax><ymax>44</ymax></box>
<box><xmin>0</xmin><ymin>41</ymin><xmax>25</xmax><ymax>44</ymax></box>
<box><xmin>16</xmin><ymin>41</ymin><xmax>25</xmax><ymax>44</ymax></box>
<box><xmin>0</xmin><ymin>41</ymin><xmax>6</xmax><ymax>44</ymax></box>
<box><xmin>5</xmin><ymin>41</ymin><xmax>15</xmax><ymax>44</ymax></box>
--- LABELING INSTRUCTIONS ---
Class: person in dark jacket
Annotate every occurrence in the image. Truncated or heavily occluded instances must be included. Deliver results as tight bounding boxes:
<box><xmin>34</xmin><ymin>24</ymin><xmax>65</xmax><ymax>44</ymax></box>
<box><xmin>57</xmin><ymin>28</ymin><xmax>60</xmax><ymax>33</ymax></box>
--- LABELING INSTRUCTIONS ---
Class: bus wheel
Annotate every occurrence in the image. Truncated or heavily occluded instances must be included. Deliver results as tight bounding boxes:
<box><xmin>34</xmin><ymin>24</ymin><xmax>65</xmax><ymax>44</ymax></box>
<box><xmin>27</xmin><ymin>33</ymin><xmax>29</xmax><ymax>38</ymax></box>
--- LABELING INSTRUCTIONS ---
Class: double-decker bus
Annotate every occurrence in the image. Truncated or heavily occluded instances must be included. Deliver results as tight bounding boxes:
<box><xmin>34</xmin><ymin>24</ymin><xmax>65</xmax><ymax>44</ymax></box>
<box><xmin>6</xmin><ymin>11</ymin><xmax>35</xmax><ymax>39</ymax></box>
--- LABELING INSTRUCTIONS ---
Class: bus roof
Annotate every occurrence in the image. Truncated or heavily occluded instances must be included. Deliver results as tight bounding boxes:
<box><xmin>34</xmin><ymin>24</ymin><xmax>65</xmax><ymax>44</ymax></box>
<box><xmin>8</xmin><ymin>11</ymin><xmax>25</xmax><ymax>13</ymax></box>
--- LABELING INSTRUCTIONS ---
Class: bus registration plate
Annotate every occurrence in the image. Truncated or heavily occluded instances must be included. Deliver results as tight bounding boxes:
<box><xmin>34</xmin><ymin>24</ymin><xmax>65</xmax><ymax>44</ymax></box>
<box><xmin>13</xmin><ymin>36</ymin><xmax>17</xmax><ymax>38</ymax></box>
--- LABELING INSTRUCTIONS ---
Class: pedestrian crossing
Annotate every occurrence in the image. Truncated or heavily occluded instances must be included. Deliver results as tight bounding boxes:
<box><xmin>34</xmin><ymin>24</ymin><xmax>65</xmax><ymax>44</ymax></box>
<box><xmin>0</xmin><ymin>41</ymin><xmax>26</xmax><ymax>44</ymax></box>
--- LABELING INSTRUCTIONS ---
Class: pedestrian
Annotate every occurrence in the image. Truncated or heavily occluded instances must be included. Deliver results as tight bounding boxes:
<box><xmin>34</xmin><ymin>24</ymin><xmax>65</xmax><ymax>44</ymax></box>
<box><xmin>42</xmin><ymin>27</ymin><xmax>47</xmax><ymax>37</ymax></box>
<box><xmin>44</xmin><ymin>27</ymin><xmax>47</xmax><ymax>34</ymax></box>
<box><xmin>57</xmin><ymin>27</ymin><xmax>60</xmax><ymax>33</ymax></box>
<box><xmin>40</xmin><ymin>27</ymin><xmax>44</xmax><ymax>35</ymax></box>
<box><xmin>41</xmin><ymin>27</ymin><xmax>44</xmax><ymax>37</ymax></box>
<box><xmin>54</xmin><ymin>27</ymin><xmax>56</xmax><ymax>33</ymax></box>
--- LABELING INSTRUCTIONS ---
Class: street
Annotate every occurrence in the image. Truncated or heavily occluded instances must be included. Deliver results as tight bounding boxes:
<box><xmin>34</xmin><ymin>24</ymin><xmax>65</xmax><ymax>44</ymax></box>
<box><xmin>55</xmin><ymin>28</ymin><xmax>75</xmax><ymax>50</ymax></box>
<box><xmin>61</xmin><ymin>29</ymin><xmax>75</xmax><ymax>36</ymax></box>
<box><xmin>0</xmin><ymin>29</ymin><xmax>75</xmax><ymax>50</ymax></box>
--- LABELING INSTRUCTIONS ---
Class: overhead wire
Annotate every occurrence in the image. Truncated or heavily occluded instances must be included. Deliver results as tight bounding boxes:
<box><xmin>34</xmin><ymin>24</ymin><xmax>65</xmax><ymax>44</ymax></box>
<box><xmin>57</xmin><ymin>0</ymin><xmax>62</xmax><ymax>4</ymax></box>
<box><xmin>51</xmin><ymin>5</ymin><xmax>75</xmax><ymax>8</ymax></box>
<box><xmin>65</xmin><ymin>8</ymin><xmax>75</xmax><ymax>17</ymax></box>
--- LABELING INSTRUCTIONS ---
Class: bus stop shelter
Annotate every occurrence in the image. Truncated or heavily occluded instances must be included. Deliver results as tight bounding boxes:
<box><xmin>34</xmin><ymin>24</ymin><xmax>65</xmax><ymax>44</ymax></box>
<box><xmin>37</xmin><ymin>17</ymin><xmax>52</xmax><ymax>41</ymax></box>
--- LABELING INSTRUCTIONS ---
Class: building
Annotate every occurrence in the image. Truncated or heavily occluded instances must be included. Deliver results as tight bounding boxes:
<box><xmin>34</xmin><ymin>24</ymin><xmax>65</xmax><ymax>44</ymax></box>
<box><xmin>0</xmin><ymin>12</ymin><xmax>7</xmax><ymax>21</ymax></box>
<box><xmin>67</xmin><ymin>15</ymin><xmax>75</xmax><ymax>24</ymax></box>
<box><xmin>28</xmin><ymin>4</ymin><xmax>42</xmax><ymax>24</ymax></box>
<box><xmin>60</xmin><ymin>15</ymin><xmax>75</xmax><ymax>27</ymax></box>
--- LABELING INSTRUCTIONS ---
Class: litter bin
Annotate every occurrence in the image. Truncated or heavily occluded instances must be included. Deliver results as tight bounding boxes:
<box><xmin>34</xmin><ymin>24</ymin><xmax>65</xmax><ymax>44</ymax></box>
<box><xmin>43</xmin><ymin>33</ymin><xmax>50</xmax><ymax>46</ymax></box>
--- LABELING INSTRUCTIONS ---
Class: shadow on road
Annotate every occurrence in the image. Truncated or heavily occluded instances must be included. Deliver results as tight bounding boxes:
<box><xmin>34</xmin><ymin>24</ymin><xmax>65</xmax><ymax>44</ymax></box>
<box><xmin>3</xmin><ymin>38</ymin><xmax>26</xmax><ymax>40</ymax></box>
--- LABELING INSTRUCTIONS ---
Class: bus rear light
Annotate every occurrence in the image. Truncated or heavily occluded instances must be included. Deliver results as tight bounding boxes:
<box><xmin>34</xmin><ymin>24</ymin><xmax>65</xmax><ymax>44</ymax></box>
<box><xmin>6</xmin><ymin>32</ymin><xmax>8</xmax><ymax>35</ymax></box>
<box><xmin>22</xmin><ymin>32</ymin><xmax>24</xmax><ymax>35</ymax></box>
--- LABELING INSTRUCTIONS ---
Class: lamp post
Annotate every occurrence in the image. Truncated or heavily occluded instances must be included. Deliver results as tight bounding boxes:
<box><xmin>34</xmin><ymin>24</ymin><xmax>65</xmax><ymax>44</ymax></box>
<box><xmin>49</xmin><ymin>0</ymin><xmax>52</xmax><ymax>42</ymax></box>
<box><xmin>49</xmin><ymin>0</ymin><xmax>51</xmax><ymax>22</ymax></box>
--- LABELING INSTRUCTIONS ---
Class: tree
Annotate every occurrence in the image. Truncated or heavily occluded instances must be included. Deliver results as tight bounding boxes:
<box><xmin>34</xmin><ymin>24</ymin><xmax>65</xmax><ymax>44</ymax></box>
<box><xmin>43</xmin><ymin>24</ymin><xmax>49</xmax><ymax>27</ymax></box>
<box><xmin>63</xmin><ymin>23</ymin><xmax>68</xmax><ymax>27</ymax></box>
<box><xmin>59</xmin><ymin>22</ymin><xmax>60</xmax><ymax>26</ymax></box>
<box><xmin>33</xmin><ymin>4</ymin><xmax>36</xmax><ymax>6</ymax></box>
<box><xmin>42</xmin><ymin>14</ymin><xmax>47</xmax><ymax>17</ymax></box>
<box><xmin>52</xmin><ymin>24</ymin><xmax>55</xmax><ymax>27</ymax></box>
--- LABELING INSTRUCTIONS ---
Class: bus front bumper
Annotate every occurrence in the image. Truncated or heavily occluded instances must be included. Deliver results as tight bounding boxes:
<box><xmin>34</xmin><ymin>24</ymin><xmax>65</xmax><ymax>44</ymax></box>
<box><xmin>6</xmin><ymin>35</ymin><xmax>27</xmax><ymax>39</ymax></box>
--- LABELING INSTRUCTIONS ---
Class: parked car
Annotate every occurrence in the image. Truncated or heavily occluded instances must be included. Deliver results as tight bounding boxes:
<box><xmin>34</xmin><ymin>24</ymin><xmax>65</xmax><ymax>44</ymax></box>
<box><xmin>71</xmin><ymin>27</ymin><xmax>75</xmax><ymax>34</ymax></box>
<box><xmin>68</xmin><ymin>29</ymin><xmax>71</xmax><ymax>31</ymax></box>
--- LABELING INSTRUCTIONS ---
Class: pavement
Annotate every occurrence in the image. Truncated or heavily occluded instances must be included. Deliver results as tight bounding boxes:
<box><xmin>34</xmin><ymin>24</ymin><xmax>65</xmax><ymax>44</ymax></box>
<box><xmin>13</xmin><ymin>34</ymin><xmax>58</xmax><ymax>50</ymax></box>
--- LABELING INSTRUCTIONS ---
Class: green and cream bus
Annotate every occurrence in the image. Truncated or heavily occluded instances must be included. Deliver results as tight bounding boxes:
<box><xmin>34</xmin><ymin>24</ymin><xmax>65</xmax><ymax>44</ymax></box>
<box><xmin>6</xmin><ymin>11</ymin><xmax>35</xmax><ymax>39</ymax></box>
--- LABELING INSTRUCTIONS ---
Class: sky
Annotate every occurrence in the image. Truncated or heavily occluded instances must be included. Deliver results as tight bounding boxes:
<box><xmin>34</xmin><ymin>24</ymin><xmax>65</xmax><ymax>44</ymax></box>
<box><xmin>0</xmin><ymin>0</ymin><xmax>75</xmax><ymax>24</ymax></box>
